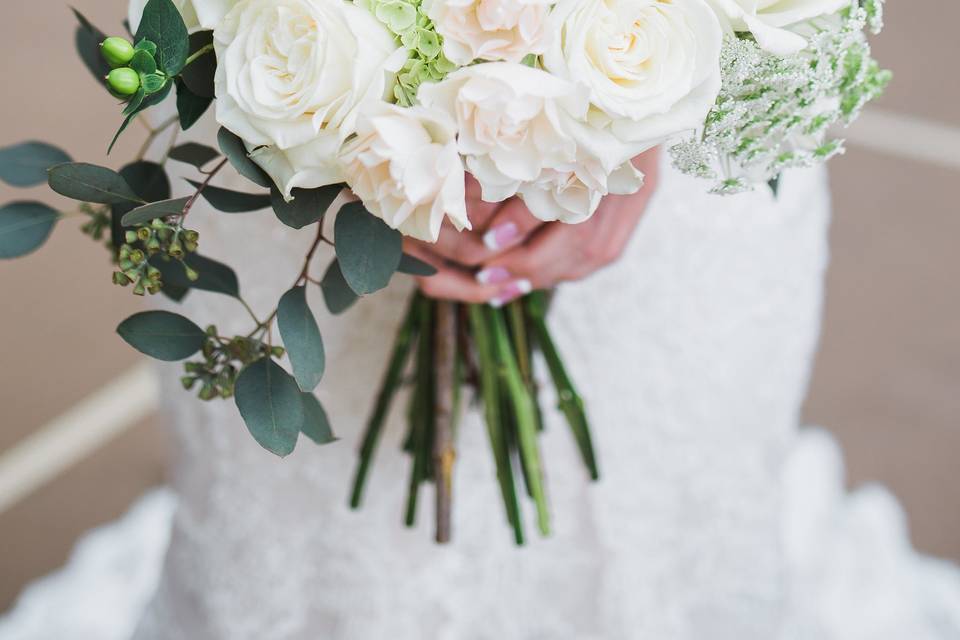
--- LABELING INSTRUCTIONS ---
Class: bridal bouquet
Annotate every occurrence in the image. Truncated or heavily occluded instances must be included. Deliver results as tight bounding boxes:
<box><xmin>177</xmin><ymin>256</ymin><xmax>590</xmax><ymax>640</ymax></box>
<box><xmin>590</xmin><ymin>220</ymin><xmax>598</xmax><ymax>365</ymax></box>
<box><xmin>0</xmin><ymin>0</ymin><xmax>887</xmax><ymax>543</ymax></box>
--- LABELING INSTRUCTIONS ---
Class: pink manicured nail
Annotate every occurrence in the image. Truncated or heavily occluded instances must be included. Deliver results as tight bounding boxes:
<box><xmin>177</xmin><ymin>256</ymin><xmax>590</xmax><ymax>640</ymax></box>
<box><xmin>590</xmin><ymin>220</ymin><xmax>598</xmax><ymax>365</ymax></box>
<box><xmin>490</xmin><ymin>279</ymin><xmax>532</xmax><ymax>308</ymax></box>
<box><xmin>483</xmin><ymin>222</ymin><xmax>519</xmax><ymax>251</ymax></box>
<box><xmin>476</xmin><ymin>266</ymin><xmax>512</xmax><ymax>285</ymax></box>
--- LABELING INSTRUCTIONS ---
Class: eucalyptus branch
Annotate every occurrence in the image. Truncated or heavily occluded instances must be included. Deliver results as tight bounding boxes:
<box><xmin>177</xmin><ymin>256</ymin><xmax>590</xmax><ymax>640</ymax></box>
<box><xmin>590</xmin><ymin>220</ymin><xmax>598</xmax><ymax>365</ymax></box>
<box><xmin>181</xmin><ymin>157</ymin><xmax>229</xmax><ymax>220</ymax></box>
<box><xmin>136</xmin><ymin>114</ymin><xmax>179</xmax><ymax>161</ymax></box>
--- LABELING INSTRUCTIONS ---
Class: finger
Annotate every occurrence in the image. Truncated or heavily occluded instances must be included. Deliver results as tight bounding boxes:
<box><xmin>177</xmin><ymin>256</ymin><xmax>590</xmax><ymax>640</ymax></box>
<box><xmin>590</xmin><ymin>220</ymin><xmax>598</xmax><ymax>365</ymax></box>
<box><xmin>480</xmin><ymin>197</ymin><xmax>546</xmax><ymax>255</ymax></box>
<box><xmin>465</xmin><ymin>174</ymin><xmax>502</xmax><ymax>230</ymax></box>
<box><xmin>403</xmin><ymin>240</ymin><xmax>502</xmax><ymax>303</ymax></box>
<box><xmin>480</xmin><ymin>223</ymin><xmax>582</xmax><ymax>305</ymax></box>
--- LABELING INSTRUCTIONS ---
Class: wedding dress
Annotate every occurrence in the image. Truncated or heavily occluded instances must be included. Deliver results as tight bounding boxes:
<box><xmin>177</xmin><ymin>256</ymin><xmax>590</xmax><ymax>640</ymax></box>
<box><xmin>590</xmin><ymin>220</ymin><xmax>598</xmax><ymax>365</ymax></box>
<box><xmin>2</xmin><ymin>121</ymin><xmax>959</xmax><ymax>638</ymax></box>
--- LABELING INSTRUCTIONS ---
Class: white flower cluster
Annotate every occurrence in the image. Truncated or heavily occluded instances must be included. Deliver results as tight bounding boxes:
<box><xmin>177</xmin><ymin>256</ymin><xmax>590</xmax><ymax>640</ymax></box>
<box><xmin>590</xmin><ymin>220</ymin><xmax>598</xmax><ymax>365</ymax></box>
<box><xmin>671</xmin><ymin>0</ymin><xmax>890</xmax><ymax>194</ymax></box>
<box><xmin>131</xmin><ymin>0</ymin><xmax>888</xmax><ymax>239</ymax></box>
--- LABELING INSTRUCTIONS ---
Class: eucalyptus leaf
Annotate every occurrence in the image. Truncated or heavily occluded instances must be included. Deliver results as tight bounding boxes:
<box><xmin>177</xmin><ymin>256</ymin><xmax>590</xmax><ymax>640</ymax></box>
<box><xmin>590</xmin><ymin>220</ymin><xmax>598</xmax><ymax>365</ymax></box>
<box><xmin>176</xmin><ymin>79</ymin><xmax>213</xmax><ymax>131</ymax></box>
<box><xmin>300</xmin><ymin>393</ymin><xmax>336</xmax><ymax>445</ymax></box>
<box><xmin>320</xmin><ymin>259</ymin><xmax>359</xmax><ymax>315</ymax></box>
<box><xmin>121</xmin><ymin>197</ymin><xmax>190</xmax><ymax>226</ymax></box>
<box><xmin>0</xmin><ymin>201</ymin><xmax>60</xmax><ymax>259</ymax></box>
<box><xmin>186</xmin><ymin>179</ymin><xmax>271</xmax><ymax>212</ymax></box>
<box><xmin>218</xmin><ymin>128</ymin><xmax>273</xmax><ymax>189</ymax></box>
<box><xmin>116</xmin><ymin>310</ymin><xmax>206</xmax><ymax>361</ymax></box>
<box><xmin>0</xmin><ymin>141</ymin><xmax>72</xmax><ymax>188</ymax></box>
<box><xmin>397</xmin><ymin>253</ymin><xmax>438</xmax><ymax>277</ymax></box>
<box><xmin>181</xmin><ymin>31</ymin><xmax>216</xmax><ymax>98</ymax></box>
<box><xmin>72</xmin><ymin>9</ymin><xmax>111</xmax><ymax>83</ymax></box>
<box><xmin>277</xmin><ymin>286</ymin><xmax>326</xmax><ymax>392</ymax></box>
<box><xmin>270</xmin><ymin>185</ymin><xmax>340</xmax><ymax>230</ymax></box>
<box><xmin>169</xmin><ymin>142</ymin><xmax>220</xmax><ymax>169</ymax></box>
<box><xmin>334</xmin><ymin>201</ymin><xmax>402</xmax><ymax>295</ymax></box>
<box><xmin>48</xmin><ymin>163</ymin><xmax>143</xmax><ymax>205</ymax></box>
<box><xmin>235</xmin><ymin>358</ymin><xmax>304</xmax><ymax>457</ymax></box>
<box><xmin>135</xmin><ymin>0</ymin><xmax>190</xmax><ymax>76</ymax></box>
<box><xmin>112</xmin><ymin>161</ymin><xmax>171</xmax><ymax>248</ymax></box>
<box><xmin>152</xmin><ymin>253</ymin><xmax>240</xmax><ymax>298</ymax></box>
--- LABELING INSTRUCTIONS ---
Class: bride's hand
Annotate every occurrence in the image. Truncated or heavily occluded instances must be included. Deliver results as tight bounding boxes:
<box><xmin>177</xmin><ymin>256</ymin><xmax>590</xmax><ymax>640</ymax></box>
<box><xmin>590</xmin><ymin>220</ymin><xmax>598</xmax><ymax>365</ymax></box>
<box><xmin>405</xmin><ymin>148</ymin><xmax>659</xmax><ymax>304</ymax></box>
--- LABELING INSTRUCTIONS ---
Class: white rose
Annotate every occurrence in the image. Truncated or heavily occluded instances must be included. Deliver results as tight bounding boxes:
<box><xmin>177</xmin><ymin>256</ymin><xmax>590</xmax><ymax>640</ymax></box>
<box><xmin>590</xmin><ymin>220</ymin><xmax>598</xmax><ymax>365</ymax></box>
<box><xmin>129</xmin><ymin>0</ymin><xmax>237</xmax><ymax>32</ymax></box>
<box><xmin>418</xmin><ymin>62</ymin><xmax>642</xmax><ymax>223</ymax></box>
<box><xmin>518</xmin><ymin>160</ymin><xmax>643</xmax><ymax>224</ymax></box>
<box><xmin>214</xmin><ymin>0</ymin><xmax>404</xmax><ymax>196</ymax></box>
<box><xmin>544</xmin><ymin>0</ymin><xmax>722</xmax><ymax>153</ymax></box>
<box><xmin>339</xmin><ymin>105</ymin><xmax>470</xmax><ymax>243</ymax></box>
<box><xmin>708</xmin><ymin>0</ymin><xmax>850</xmax><ymax>54</ymax></box>
<box><xmin>426</xmin><ymin>0</ymin><xmax>553</xmax><ymax>65</ymax></box>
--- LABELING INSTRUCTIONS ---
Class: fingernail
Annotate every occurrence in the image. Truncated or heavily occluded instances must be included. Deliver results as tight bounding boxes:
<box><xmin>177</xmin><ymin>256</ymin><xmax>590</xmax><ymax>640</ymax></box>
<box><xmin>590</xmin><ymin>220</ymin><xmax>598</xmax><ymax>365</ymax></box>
<box><xmin>483</xmin><ymin>222</ymin><xmax>519</xmax><ymax>251</ymax></box>
<box><xmin>476</xmin><ymin>266</ymin><xmax>512</xmax><ymax>285</ymax></box>
<box><xmin>490</xmin><ymin>279</ymin><xmax>532</xmax><ymax>308</ymax></box>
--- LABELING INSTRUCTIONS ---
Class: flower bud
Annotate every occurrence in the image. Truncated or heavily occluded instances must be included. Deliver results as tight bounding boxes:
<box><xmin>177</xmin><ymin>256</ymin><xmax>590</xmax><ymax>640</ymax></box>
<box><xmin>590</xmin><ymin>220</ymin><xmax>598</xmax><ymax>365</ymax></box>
<box><xmin>113</xmin><ymin>271</ymin><xmax>131</xmax><ymax>286</ymax></box>
<box><xmin>133</xmin><ymin>280</ymin><xmax>146</xmax><ymax>296</ymax></box>
<box><xmin>184</xmin><ymin>266</ymin><xmax>199</xmax><ymax>282</ymax></box>
<box><xmin>137</xmin><ymin>227</ymin><xmax>152</xmax><ymax>241</ymax></box>
<box><xmin>125</xmin><ymin>230</ymin><xmax>139</xmax><ymax>244</ymax></box>
<box><xmin>106</xmin><ymin>67</ymin><xmax>141</xmax><ymax>96</ymax></box>
<box><xmin>101</xmin><ymin>37</ymin><xmax>135</xmax><ymax>68</ymax></box>
<box><xmin>271</xmin><ymin>346</ymin><xmax>286</xmax><ymax>358</ymax></box>
<box><xmin>180</xmin><ymin>376</ymin><xmax>197</xmax><ymax>390</ymax></box>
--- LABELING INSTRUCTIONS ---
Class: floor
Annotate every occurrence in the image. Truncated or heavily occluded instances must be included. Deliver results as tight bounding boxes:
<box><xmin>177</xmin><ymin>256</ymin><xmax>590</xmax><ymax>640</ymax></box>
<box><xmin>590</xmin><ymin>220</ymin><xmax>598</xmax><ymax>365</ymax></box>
<box><xmin>0</xmin><ymin>0</ymin><xmax>958</xmax><ymax>614</ymax></box>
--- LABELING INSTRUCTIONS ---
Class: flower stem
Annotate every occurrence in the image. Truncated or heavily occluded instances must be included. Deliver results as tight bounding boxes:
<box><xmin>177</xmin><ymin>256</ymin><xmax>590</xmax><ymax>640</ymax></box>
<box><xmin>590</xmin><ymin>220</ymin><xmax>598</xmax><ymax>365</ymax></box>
<box><xmin>182</xmin><ymin>43</ymin><xmax>214</xmax><ymax>69</ymax></box>
<box><xmin>404</xmin><ymin>298</ymin><xmax>434</xmax><ymax>526</ymax></box>
<box><xmin>432</xmin><ymin>300</ymin><xmax>458</xmax><ymax>543</ymax></box>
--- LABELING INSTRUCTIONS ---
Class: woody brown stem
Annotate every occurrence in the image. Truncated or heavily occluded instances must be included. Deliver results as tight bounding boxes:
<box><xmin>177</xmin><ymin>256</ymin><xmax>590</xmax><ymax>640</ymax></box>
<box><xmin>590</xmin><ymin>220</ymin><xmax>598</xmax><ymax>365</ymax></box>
<box><xmin>432</xmin><ymin>300</ymin><xmax>458</xmax><ymax>543</ymax></box>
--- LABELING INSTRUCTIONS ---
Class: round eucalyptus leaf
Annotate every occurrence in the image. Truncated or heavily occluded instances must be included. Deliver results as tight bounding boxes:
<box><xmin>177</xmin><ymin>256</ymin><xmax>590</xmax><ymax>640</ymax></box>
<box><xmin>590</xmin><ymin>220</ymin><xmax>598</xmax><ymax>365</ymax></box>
<box><xmin>48</xmin><ymin>163</ymin><xmax>143</xmax><ymax>205</ymax></box>
<box><xmin>270</xmin><ymin>184</ymin><xmax>341</xmax><ymax>230</ymax></box>
<box><xmin>397</xmin><ymin>253</ymin><xmax>438</xmax><ymax>277</ymax></box>
<box><xmin>169</xmin><ymin>142</ymin><xmax>220</xmax><ymax>169</ymax></box>
<box><xmin>334</xmin><ymin>202</ymin><xmax>402</xmax><ymax>295</ymax></box>
<box><xmin>300</xmin><ymin>393</ymin><xmax>336</xmax><ymax>445</ymax></box>
<box><xmin>0</xmin><ymin>141</ymin><xmax>72</xmax><ymax>188</ymax></box>
<box><xmin>218</xmin><ymin>127</ymin><xmax>273</xmax><ymax>189</ymax></box>
<box><xmin>235</xmin><ymin>358</ymin><xmax>304</xmax><ymax>457</ymax></box>
<box><xmin>116</xmin><ymin>310</ymin><xmax>206</xmax><ymax>361</ymax></box>
<box><xmin>277</xmin><ymin>286</ymin><xmax>325</xmax><ymax>392</ymax></box>
<box><xmin>320</xmin><ymin>259</ymin><xmax>359</xmax><ymax>315</ymax></box>
<box><xmin>186</xmin><ymin>179</ymin><xmax>271</xmax><ymax>213</ymax></box>
<box><xmin>0</xmin><ymin>201</ymin><xmax>60</xmax><ymax>259</ymax></box>
<box><xmin>153</xmin><ymin>253</ymin><xmax>241</xmax><ymax>298</ymax></box>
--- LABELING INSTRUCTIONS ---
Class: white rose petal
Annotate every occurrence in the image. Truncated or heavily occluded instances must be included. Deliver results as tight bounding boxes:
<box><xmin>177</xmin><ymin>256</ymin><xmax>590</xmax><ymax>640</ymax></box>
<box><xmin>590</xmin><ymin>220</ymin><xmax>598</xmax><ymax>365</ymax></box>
<box><xmin>213</xmin><ymin>0</ymin><xmax>403</xmax><ymax>196</ymax></box>
<box><xmin>544</xmin><ymin>0</ymin><xmax>723</xmax><ymax>153</ymax></box>
<box><xmin>707</xmin><ymin>0</ymin><xmax>850</xmax><ymax>54</ymax></box>
<box><xmin>426</xmin><ymin>0</ymin><xmax>553</xmax><ymax>65</ymax></box>
<box><xmin>340</xmin><ymin>105</ymin><xmax>470</xmax><ymax>243</ymax></box>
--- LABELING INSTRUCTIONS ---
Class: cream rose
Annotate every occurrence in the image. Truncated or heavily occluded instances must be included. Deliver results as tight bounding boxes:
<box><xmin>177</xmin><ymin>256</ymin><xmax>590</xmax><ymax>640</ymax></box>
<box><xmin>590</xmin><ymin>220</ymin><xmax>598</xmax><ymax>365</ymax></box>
<box><xmin>518</xmin><ymin>160</ymin><xmax>643</xmax><ymax>224</ymax></box>
<box><xmin>708</xmin><ymin>0</ymin><xmax>850</xmax><ymax>54</ymax></box>
<box><xmin>426</xmin><ymin>0</ymin><xmax>553</xmax><ymax>65</ymax></box>
<box><xmin>339</xmin><ymin>105</ymin><xmax>470</xmax><ymax>243</ymax></box>
<box><xmin>213</xmin><ymin>0</ymin><xmax>404</xmax><ymax>196</ymax></box>
<box><xmin>129</xmin><ymin>0</ymin><xmax>238</xmax><ymax>32</ymax></box>
<box><xmin>544</xmin><ymin>0</ymin><xmax>722</xmax><ymax>153</ymax></box>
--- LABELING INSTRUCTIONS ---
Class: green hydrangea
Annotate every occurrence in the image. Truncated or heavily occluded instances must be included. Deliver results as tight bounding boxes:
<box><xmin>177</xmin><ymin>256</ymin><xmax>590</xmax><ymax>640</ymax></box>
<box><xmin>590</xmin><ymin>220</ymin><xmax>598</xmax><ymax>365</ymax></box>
<box><xmin>359</xmin><ymin>0</ymin><xmax>458</xmax><ymax>106</ymax></box>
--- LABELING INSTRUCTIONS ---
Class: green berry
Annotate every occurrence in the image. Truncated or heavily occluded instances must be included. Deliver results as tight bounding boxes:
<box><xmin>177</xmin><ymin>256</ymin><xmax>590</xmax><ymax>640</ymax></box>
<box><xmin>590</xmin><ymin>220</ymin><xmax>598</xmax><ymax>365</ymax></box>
<box><xmin>106</xmin><ymin>67</ymin><xmax>141</xmax><ymax>96</ymax></box>
<box><xmin>101</xmin><ymin>37</ymin><xmax>135</xmax><ymax>67</ymax></box>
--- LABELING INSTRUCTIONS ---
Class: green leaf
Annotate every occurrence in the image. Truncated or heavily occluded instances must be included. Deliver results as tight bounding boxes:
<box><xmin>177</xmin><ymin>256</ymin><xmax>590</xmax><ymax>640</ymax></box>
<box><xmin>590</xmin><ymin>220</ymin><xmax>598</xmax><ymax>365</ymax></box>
<box><xmin>109</xmin><ymin>82</ymin><xmax>173</xmax><ymax>154</ymax></box>
<box><xmin>72</xmin><ymin>9</ymin><xmax>111</xmax><ymax>83</ymax></box>
<box><xmin>175</xmin><ymin>79</ymin><xmax>213</xmax><ymax>131</ymax></box>
<box><xmin>319</xmin><ymin>259</ymin><xmax>359</xmax><ymax>315</ymax></box>
<box><xmin>112</xmin><ymin>161</ymin><xmax>171</xmax><ymax>249</ymax></box>
<box><xmin>142</xmin><ymin>73</ymin><xmax>168</xmax><ymax>94</ymax></box>
<box><xmin>169</xmin><ymin>142</ymin><xmax>220</xmax><ymax>169</ymax></box>
<box><xmin>129</xmin><ymin>49</ymin><xmax>158</xmax><ymax>75</ymax></box>
<box><xmin>48</xmin><ymin>162</ymin><xmax>143</xmax><ymax>205</ymax></box>
<box><xmin>135</xmin><ymin>0</ymin><xmax>190</xmax><ymax>76</ymax></box>
<box><xmin>181</xmin><ymin>31</ymin><xmax>216</xmax><ymax>98</ymax></box>
<box><xmin>300</xmin><ymin>393</ymin><xmax>336</xmax><ymax>445</ymax></box>
<box><xmin>0</xmin><ymin>141</ymin><xmax>72</xmax><ymax>188</ymax></box>
<box><xmin>121</xmin><ymin>197</ymin><xmax>190</xmax><ymax>226</ymax></box>
<box><xmin>0</xmin><ymin>201</ymin><xmax>60</xmax><ymax>259</ymax></box>
<box><xmin>161</xmin><ymin>282</ymin><xmax>190</xmax><ymax>303</ymax></box>
<box><xmin>277</xmin><ymin>286</ymin><xmax>325</xmax><ymax>392</ymax></box>
<box><xmin>218</xmin><ymin>128</ymin><xmax>273</xmax><ymax>189</ymax></box>
<box><xmin>186</xmin><ymin>179</ymin><xmax>271</xmax><ymax>213</ymax></box>
<box><xmin>235</xmin><ymin>358</ymin><xmax>304</xmax><ymax>457</ymax></box>
<box><xmin>397</xmin><ymin>253</ymin><xmax>437</xmax><ymax>276</ymax></box>
<box><xmin>116</xmin><ymin>310</ymin><xmax>206</xmax><ymax>361</ymax></box>
<box><xmin>152</xmin><ymin>253</ymin><xmax>240</xmax><ymax>298</ymax></box>
<box><xmin>135</xmin><ymin>39</ymin><xmax>158</xmax><ymax>56</ymax></box>
<box><xmin>334</xmin><ymin>202</ymin><xmax>402</xmax><ymax>295</ymax></box>
<box><xmin>270</xmin><ymin>185</ymin><xmax>340</xmax><ymax>230</ymax></box>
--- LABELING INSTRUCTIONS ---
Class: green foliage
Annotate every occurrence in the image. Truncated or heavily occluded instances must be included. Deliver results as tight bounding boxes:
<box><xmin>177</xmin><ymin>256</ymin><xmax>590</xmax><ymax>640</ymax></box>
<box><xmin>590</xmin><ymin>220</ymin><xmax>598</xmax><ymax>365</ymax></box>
<box><xmin>235</xmin><ymin>358</ymin><xmax>305</xmax><ymax>457</ymax></box>
<box><xmin>153</xmin><ymin>253</ymin><xmax>240</xmax><ymax>298</ymax></box>
<box><xmin>270</xmin><ymin>185</ymin><xmax>341</xmax><ymax>230</ymax></box>
<box><xmin>72</xmin><ymin>9</ymin><xmax>111</xmax><ymax>83</ymax></box>
<box><xmin>300</xmin><ymin>393</ymin><xmax>336</xmax><ymax>445</ymax></box>
<box><xmin>135</xmin><ymin>0</ymin><xmax>190</xmax><ymax>76</ymax></box>
<box><xmin>121</xmin><ymin>197</ymin><xmax>190</xmax><ymax>226</ymax></box>
<box><xmin>181</xmin><ymin>329</ymin><xmax>280</xmax><ymax>400</ymax></box>
<box><xmin>169</xmin><ymin>142</ymin><xmax>221</xmax><ymax>169</ymax></box>
<box><xmin>0</xmin><ymin>141</ymin><xmax>72</xmax><ymax>188</ymax></box>
<box><xmin>181</xmin><ymin>31</ymin><xmax>216</xmax><ymax>98</ymax></box>
<box><xmin>175</xmin><ymin>79</ymin><xmax>213</xmax><ymax>130</ymax></box>
<box><xmin>320</xmin><ymin>260</ymin><xmax>359</xmax><ymax>315</ymax></box>
<box><xmin>117</xmin><ymin>310</ymin><xmax>206</xmax><ymax>361</ymax></box>
<box><xmin>112</xmin><ymin>160</ymin><xmax>171</xmax><ymax>249</ymax></box>
<box><xmin>217</xmin><ymin>128</ymin><xmax>273</xmax><ymax>189</ymax></box>
<box><xmin>186</xmin><ymin>180</ymin><xmax>271</xmax><ymax>213</ymax></box>
<box><xmin>48</xmin><ymin>163</ymin><xmax>143</xmax><ymax>205</ymax></box>
<box><xmin>397</xmin><ymin>253</ymin><xmax>437</xmax><ymax>276</ymax></box>
<box><xmin>109</xmin><ymin>81</ymin><xmax>173</xmax><ymax>153</ymax></box>
<box><xmin>334</xmin><ymin>202</ymin><xmax>403</xmax><ymax>295</ymax></box>
<box><xmin>0</xmin><ymin>201</ymin><xmax>60</xmax><ymax>259</ymax></box>
<box><xmin>277</xmin><ymin>286</ymin><xmax>326</xmax><ymax>392</ymax></box>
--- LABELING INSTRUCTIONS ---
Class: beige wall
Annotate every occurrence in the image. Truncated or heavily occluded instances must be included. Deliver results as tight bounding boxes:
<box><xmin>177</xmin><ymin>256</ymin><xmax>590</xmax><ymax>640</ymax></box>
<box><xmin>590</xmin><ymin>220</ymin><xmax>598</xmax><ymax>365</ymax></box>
<box><xmin>0</xmin><ymin>0</ymin><xmax>957</xmax><ymax>612</ymax></box>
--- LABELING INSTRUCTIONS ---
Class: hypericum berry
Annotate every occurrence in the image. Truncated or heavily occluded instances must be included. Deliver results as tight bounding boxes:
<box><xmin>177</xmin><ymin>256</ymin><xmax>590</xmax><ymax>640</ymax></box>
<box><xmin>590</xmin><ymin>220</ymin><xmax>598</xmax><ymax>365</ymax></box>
<box><xmin>100</xmin><ymin>37</ymin><xmax>135</xmax><ymax>67</ymax></box>
<box><xmin>106</xmin><ymin>67</ymin><xmax>141</xmax><ymax>96</ymax></box>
